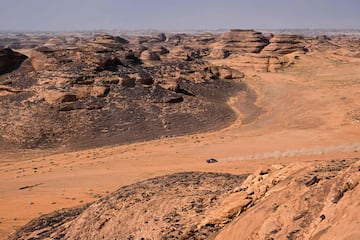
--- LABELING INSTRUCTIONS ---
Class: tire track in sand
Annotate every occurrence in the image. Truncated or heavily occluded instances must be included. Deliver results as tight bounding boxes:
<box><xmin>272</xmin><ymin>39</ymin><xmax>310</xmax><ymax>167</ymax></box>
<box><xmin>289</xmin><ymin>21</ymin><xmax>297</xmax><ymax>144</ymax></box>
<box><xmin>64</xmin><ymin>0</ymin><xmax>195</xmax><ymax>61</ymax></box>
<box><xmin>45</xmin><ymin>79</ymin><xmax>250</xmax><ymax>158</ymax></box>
<box><xmin>219</xmin><ymin>142</ymin><xmax>360</xmax><ymax>161</ymax></box>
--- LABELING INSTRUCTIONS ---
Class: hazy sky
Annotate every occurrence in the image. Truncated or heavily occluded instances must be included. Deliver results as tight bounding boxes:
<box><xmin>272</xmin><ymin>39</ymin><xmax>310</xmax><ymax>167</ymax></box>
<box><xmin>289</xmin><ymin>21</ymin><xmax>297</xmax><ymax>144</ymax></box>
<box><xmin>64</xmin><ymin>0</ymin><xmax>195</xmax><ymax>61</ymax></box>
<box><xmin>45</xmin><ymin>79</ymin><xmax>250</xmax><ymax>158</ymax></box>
<box><xmin>1</xmin><ymin>0</ymin><xmax>359</xmax><ymax>31</ymax></box>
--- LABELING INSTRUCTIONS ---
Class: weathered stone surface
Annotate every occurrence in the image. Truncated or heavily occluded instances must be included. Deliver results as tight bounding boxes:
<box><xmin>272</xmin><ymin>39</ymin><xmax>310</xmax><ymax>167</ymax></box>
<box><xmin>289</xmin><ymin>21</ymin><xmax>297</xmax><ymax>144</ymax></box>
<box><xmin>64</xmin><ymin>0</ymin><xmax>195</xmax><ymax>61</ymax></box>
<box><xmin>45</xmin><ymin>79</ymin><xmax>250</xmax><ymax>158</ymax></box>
<box><xmin>10</xmin><ymin>172</ymin><xmax>247</xmax><ymax>240</ymax></box>
<box><xmin>220</xmin><ymin>29</ymin><xmax>269</xmax><ymax>54</ymax></box>
<box><xmin>11</xmin><ymin>158</ymin><xmax>360</xmax><ymax>240</ymax></box>
<box><xmin>129</xmin><ymin>71</ymin><xmax>154</xmax><ymax>85</ymax></box>
<box><xmin>262</xmin><ymin>34</ymin><xmax>307</xmax><ymax>55</ymax></box>
<box><xmin>214</xmin><ymin>159</ymin><xmax>360</xmax><ymax>240</ymax></box>
<box><xmin>210</xmin><ymin>47</ymin><xmax>230</xmax><ymax>59</ymax></box>
<box><xmin>93</xmin><ymin>34</ymin><xmax>128</xmax><ymax>45</ymax></box>
<box><xmin>168</xmin><ymin>45</ymin><xmax>195</xmax><ymax>61</ymax></box>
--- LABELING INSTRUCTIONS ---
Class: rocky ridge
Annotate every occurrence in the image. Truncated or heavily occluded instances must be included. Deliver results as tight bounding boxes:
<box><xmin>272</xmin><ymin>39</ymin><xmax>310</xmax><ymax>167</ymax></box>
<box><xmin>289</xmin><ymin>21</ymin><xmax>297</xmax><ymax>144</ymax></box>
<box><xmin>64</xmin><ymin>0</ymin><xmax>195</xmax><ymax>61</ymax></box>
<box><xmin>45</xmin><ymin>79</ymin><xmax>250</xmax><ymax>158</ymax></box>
<box><xmin>10</xmin><ymin>172</ymin><xmax>248</xmax><ymax>240</ymax></box>
<box><xmin>1</xmin><ymin>30</ymin><xmax>359</xmax><ymax>151</ymax></box>
<box><xmin>0</xmin><ymin>33</ymin><xmax>247</xmax><ymax>151</ymax></box>
<box><xmin>209</xmin><ymin>29</ymin><xmax>360</xmax><ymax>72</ymax></box>
<box><xmin>10</xmin><ymin>158</ymin><xmax>359</xmax><ymax>240</ymax></box>
<box><xmin>211</xmin><ymin>159</ymin><xmax>360</xmax><ymax>240</ymax></box>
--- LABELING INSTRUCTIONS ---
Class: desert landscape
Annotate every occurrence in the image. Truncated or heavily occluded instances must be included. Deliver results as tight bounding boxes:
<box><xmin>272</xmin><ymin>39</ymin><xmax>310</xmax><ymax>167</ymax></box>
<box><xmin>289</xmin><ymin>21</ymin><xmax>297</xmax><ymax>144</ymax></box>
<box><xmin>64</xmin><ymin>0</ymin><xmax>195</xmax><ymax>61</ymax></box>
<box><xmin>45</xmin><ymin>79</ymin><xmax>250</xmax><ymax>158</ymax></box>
<box><xmin>0</xmin><ymin>28</ymin><xmax>360</xmax><ymax>239</ymax></box>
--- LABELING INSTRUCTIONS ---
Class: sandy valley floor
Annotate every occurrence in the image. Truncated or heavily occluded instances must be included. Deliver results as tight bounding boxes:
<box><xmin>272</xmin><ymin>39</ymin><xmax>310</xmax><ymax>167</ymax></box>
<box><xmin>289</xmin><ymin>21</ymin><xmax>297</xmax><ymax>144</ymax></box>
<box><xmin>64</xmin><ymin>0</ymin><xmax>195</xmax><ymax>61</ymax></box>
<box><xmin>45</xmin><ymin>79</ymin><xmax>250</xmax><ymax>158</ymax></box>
<box><xmin>1</xmin><ymin>51</ymin><xmax>360</xmax><ymax>238</ymax></box>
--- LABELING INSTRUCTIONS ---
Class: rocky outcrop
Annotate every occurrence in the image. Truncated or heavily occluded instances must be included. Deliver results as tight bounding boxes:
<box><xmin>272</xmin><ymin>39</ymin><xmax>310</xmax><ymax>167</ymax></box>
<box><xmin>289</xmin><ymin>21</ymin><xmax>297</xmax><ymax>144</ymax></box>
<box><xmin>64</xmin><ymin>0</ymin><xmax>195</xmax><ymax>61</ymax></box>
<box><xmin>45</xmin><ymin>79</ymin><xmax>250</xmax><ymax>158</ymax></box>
<box><xmin>0</xmin><ymin>34</ymin><xmax>248</xmax><ymax>150</ymax></box>
<box><xmin>219</xmin><ymin>29</ymin><xmax>269</xmax><ymax>54</ymax></box>
<box><xmin>10</xmin><ymin>172</ymin><xmax>247</xmax><ymax>240</ymax></box>
<box><xmin>0</xmin><ymin>48</ymin><xmax>28</xmax><ymax>74</ymax></box>
<box><xmin>215</xmin><ymin>66</ymin><xmax>245</xmax><ymax>79</ymax></box>
<box><xmin>43</xmin><ymin>37</ymin><xmax>66</xmax><ymax>47</ymax></box>
<box><xmin>155</xmin><ymin>33</ymin><xmax>167</xmax><ymax>42</ymax></box>
<box><xmin>262</xmin><ymin>34</ymin><xmax>308</xmax><ymax>55</ymax></box>
<box><xmin>117</xmin><ymin>74</ymin><xmax>135</xmax><ymax>87</ymax></box>
<box><xmin>96</xmin><ymin>57</ymin><xmax>123</xmax><ymax>71</ymax></box>
<box><xmin>93</xmin><ymin>34</ymin><xmax>128</xmax><ymax>45</ymax></box>
<box><xmin>10</xmin><ymin>159</ymin><xmax>360</xmax><ymax>240</ymax></box>
<box><xmin>306</xmin><ymin>35</ymin><xmax>360</xmax><ymax>58</ymax></box>
<box><xmin>0</xmin><ymin>30</ymin><xmax>320</xmax><ymax>150</ymax></box>
<box><xmin>168</xmin><ymin>45</ymin><xmax>197</xmax><ymax>61</ymax></box>
<box><xmin>209</xmin><ymin>47</ymin><xmax>230</xmax><ymax>59</ymax></box>
<box><xmin>139</xmin><ymin>50</ymin><xmax>161</xmax><ymax>61</ymax></box>
<box><xmin>130</xmin><ymin>33</ymin><xmax>166</xmax><ymax>45</ymax></box>
<box><xmin>129</xmin><ymin>70</ymin><xmax>154</xmax><ymax>85</ymax></box>
<box><xmin>151</xmin><ymin>45</ymin><xmax>169</xmax><ymax>55</ymax></box>
<box><xmin>121</xmin><ymin>50</ymin><xmax>142</xmax><ymax>65</ymax></box>
<box><xmin>87</xmin><ymin>35</ymin><xmax>126</xmax><ymax>52</ymax></box>
<box><xmin>211</xmin><ymin>159</ymin><xmax>360</xmax><ymax>240</ymax></box>
<box><xmin>209</xmin><ymin>31</ymin><xmax>309</xmax><ymax>72</ymax></box>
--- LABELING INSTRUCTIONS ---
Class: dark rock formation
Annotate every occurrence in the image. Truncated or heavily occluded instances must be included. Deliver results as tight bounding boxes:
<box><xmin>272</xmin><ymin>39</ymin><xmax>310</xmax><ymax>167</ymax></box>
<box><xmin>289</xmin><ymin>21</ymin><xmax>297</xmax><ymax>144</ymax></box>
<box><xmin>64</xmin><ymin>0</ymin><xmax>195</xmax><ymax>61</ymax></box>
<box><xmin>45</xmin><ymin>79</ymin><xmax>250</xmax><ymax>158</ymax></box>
<box><xmin>96</xmin><ymin>57</ymin><xmax>123</xmax><ymax>72</ymax></box>
<box><xmin>0</xmin><ymin>33</ymin><xmax>249</xmax><ymax>151</ymax></box>
<box><xmin>151</xmin><ymin>45</ymin><xmax>170</xmax><ymax>55</ymax></box>
<box><xmin>156</xmin><ymin>33</ymin><xmax>167</xmax><ymax>42</ymax></box>
<box><xmin>0</xmin><ymin>48</ymin><xmax>27</xmax><ymax>74</ymax></box>
<box><xmin>140</xmin><ymin>50</ymin><xmax>161</xmax><ymax>61</ymax></box>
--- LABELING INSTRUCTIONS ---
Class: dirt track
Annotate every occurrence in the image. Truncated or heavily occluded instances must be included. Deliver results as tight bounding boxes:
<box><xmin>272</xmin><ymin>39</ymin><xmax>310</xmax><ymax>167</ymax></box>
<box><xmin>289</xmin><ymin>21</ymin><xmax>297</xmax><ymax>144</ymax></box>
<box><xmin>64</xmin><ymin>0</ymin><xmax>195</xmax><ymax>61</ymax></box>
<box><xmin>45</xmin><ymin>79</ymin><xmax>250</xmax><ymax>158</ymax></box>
<box><xmin>219</xmin><ymin>142</ymin><xmax>360</xmax><ymax>161</ymax></box>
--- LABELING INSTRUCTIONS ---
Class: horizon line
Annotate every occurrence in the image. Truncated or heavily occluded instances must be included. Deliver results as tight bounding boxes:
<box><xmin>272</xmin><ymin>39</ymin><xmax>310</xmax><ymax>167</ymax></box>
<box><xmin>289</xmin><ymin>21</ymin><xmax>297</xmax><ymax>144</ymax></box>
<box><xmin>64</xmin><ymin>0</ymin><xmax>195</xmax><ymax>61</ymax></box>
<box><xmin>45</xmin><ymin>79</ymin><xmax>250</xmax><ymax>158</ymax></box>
<box><xmin>1</xmin><ymin>27</ymin><xmax>360</xmax><ymax>34</ymax></box>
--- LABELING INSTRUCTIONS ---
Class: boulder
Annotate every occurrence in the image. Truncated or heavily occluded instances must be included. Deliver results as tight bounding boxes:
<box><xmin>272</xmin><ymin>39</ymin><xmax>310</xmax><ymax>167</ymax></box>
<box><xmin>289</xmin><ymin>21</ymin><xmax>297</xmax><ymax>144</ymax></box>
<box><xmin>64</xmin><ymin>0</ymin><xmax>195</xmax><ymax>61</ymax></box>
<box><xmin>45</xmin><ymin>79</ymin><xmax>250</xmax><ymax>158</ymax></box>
<box><xmin>129</xmin><ymin>71</ymin><xmax>154</xmax><ymax>85</ymax></box>
<box><xmin>39</xmin><ymin>90</ymin><xmax>78</xmax><ymax>105</ymax></box>
<box><xmin>119</xmin><ymin>75</ymin><xmax>136</xmax><ymax>87</ymax></box>
<box><xmin>96</xmin><ymin>57</ymin><xmax>123</xmax><ymax>72</ymax></box>
<box><xmin>219</xmin><ymin>67</ymin><xmax>234</xmax><ymax>79</ymax></box>
<box><xmin>211</xmin><ymin>66</ymin><xmax>245</xmax><ymax>79</ymax></box>
<box><xmin>164</xmin><ymin>95</ymin><xmax>183</xmax><ymax>103</ymax></box>
<box><xmin>58</xmin><ymin>93</ymin><xmax>77</xmax><ymax>103</ymax></box>
<box><xmin>159</xmin><ymin>79</ymin><xmax>179</xmax><ymax>91</ymax></box>
<box><xmin>122</xmin><ymin>50</ymin><xmax>142</xmax><ymax>65</ymax></box>
<box><xmin>151</xmin><ymin>45</ymin><xmax>170</xmax><ymax>55</ymax></box>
